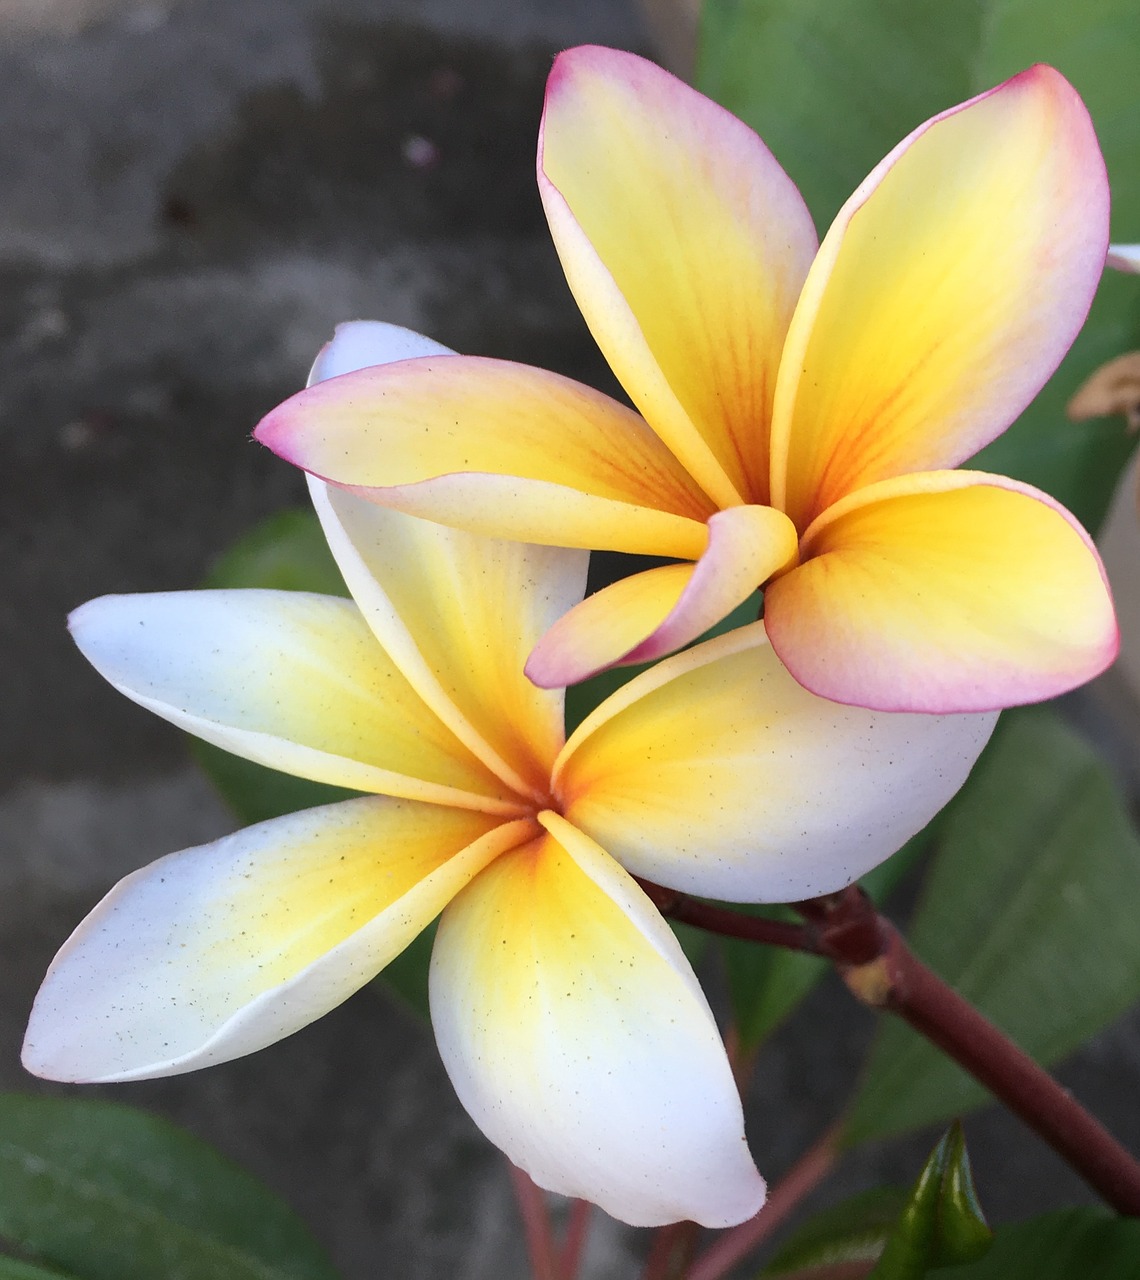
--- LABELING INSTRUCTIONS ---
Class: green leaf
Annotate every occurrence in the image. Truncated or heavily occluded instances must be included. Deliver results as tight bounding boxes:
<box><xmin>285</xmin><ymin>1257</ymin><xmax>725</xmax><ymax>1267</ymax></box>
<box><xmin>0</xmin><ymin>1261</ymin><xmax>80</xmax><ymax>1280</ymax></box>
<box><xmin>723</xmin><ymin>827</ymin><xmax>930</xmax><ymax>1052</ymax></box>
<box><xmin>698</xmin><ymin>0</ymin><xmax>1140</xmax><ymax>532</ymax></box>
<box><xmin>204</xmin><ymin>509</ymin><xmax>348</xmax><ymax>596</ymax></box>
<box><xmin>190</xmin><ymin>740</ymin><xmax>359</xmax><ymax>828</ymax></box>
<box><xmin>938</xmin><ymin>1208</ymin><xmax>1140</xmax><ymax>1279</ymax></box>
<box><xmin>763</xmin><ymin>1187</ymin><xmax>908</xmax><ymax>1275</ymax></box>
<box><xmin>846</xmin><ymin>707</ymin><xmax>1140</xmax><ymax>1143</ymax></box>
<box><xmin>867</xmin><ymin>1125</ymin><xmax>991</xmax><ymax>1279</ymax></box>
<box><xmin>0</xmin><ymin>1095</ymin><xmax>341</xmax><ymax>1280</ymax></box>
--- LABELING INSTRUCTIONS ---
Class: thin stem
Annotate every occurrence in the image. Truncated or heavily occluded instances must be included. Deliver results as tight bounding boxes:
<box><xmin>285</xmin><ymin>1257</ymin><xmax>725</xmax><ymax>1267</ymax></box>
<box><xmin>508</xmin><ymin>1162</ymin><xmax>559</xmax><ymax>1280</ymax></box>
<box><xmin>687</xmin><ymin>1123</ymin><xmax>842</xmax><ymax>1280</ymax></box>
<box><xmin>557</xmin><ymin>1200</ymin><xmax>592</xmax><ymax>1280</ymax></box>
<box><xmin>636</xmin><ymin>880</ymin><xmax>816</xmax><ymax>951</ymax></box>
<box><xmin>642</xmin><ymin>879</ymin><xmax>1140</xmax><ymax>1217</ymax></box>
<box><xmin>641</xmin><ymin>1221</ymin><xmax>699</xmax><ymax>1280</ymax></box>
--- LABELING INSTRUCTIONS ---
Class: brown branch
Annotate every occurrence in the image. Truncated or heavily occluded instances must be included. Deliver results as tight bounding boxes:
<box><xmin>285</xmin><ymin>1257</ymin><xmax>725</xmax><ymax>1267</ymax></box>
<box><xmin>636</xmin><ymin>879</ymin><xmax>817</xmax><ymax>952</ymax></box>
<box><xmin>643</xmin><ymin>879</ymin><xmax>1140</xmax><ymax>1218</ymax></box>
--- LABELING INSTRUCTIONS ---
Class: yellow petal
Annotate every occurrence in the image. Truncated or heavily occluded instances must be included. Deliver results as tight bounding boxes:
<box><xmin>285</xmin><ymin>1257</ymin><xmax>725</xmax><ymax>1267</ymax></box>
<box><xmin>312</xmin><ymin>479</ymin><xmax>585</xmax><ymax>798</ymax></box>
<box><xmin>256</xmin><ymin>355</ymin><xmax>714</xmax><ymax>559</ymax></box>
<box><xmin>24</xmin><ymin>800</ymin><xmax>531</xmax><ymax>1081</ymax></box>
<box><xmin>525</xmin><ymin>504</ymin><xmax>796</xmax><ymax>687</ymax></box>
<box><xmin>69</xmin><ymin>590</ymin><xmax>520</xmax><ymax>813</ymax></box>
<box><xmin>764</xmin><ymin>471</ymin><xmax>1119</xmax><ymax>712</ymax></box>
<box><xmin>540</xmin><ymin>47</ymin><xmax>817</xmax><ymax>508</ymax></box>
<box><xmin>430</xmin><ymin>819</ymin><xmax>765</xmax><ymax>1227</ymax></box>
<box><xmin>771</xmin><ymin>66</ymin><xmax>1110</xmax><ymax>530</ymax></box>
<box><xmin>557</xmin><ymin>623</ymin><xmax>995</xmax><ymax>902</ymax></box>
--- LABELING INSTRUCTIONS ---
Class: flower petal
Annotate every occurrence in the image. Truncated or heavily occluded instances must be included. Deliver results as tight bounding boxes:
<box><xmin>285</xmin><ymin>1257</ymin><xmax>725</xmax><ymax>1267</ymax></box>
<box><xmin>256</xmin><ymin>355</ymin><xmax>714</xmax><ymax>559</ymax></box>
<box><xmin>430</xmin><ymin>819</ymin><xmax>765</xmax><ymax>1227</ymax></box>
<box><xmin>24</xmin><ymin>799</ymin><xmax>533</xmax><ymax>1082</ymax></box>
<box><xmin>764</xmin><ymin>471</ymin><xmax>1119</xmax><ymax>712</ymax></box>
<box><xmin>771</xmin><ymin>66</ymin><xmax>1110</xmax><ymax>530</ymax></box>
<box><xmin>308</xmin><ymin>320</ymin><xmax>454</xmax><ymax>383</ymax></box>
<box><xmin>539</xmin><ymin>46</ymin><xmax>817</xmax><ymax>508</ymax></box>
<box><xmin>70</xmin><ymin>590</ymin><xmax>520</xmax><ymax>813</ymax></box>
<box><xmin>311</xmin><ymin>478</ymin><xmax>586</xmax><ymax>798</ymax></box>
<box><xmin>556</xmin><ymin>623</ymin><xmax>995</xmax><ymax>902</ymax></box>
<box><xmin>1107</xmin><ymin>244</ymin><xmax>1140</xmax><ymax>274</ymax></box>
<box><xmin>525</xmin><ymin>504</ymin><xmax>797</xmax><ymax>687</ymax></box>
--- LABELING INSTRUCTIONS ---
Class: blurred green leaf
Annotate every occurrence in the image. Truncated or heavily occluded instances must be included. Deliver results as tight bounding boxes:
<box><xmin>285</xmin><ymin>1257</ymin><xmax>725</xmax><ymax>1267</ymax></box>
<box><xmin>867</xmin><ymin>1125</ymin><xmax>991</xmax><ymax>1279</ymax></box>
<box><xmin>0</xmin><ymin>1261</ymin><xmax>79</xmax><ymax>1280</ymax></box>
<box><xmin>846</xmin><ymin>708</ymin><xmax>1140</xmax><ymax>1143</ymax></box>
<box><xmin>0</xmin><ymin>1095</ymin><xmax>341</xmax><ymax>1280</ymax></box>
<box><xmin>698</xmin><ymin>0</ymin><xmax>1140</xmax><ymax>532</ymax></box>
<box><xmin>190</xmin><ymin>740</ymin><xmax>359</xmax><ymax>828</ymax></box>
<box><xmin>762</xmin><ymin>1187</ymin><xmax>907</xmax><ymax>1275</ymax></box>
<box><xmin>204</xmin><ymin>508</ymin><xmax>347</xmax><ymax>596</ymax></box>
<box><xmin>938</xmin><ymin>1208</ymin><xmax>1140</xmax><ymax>1279</ymax></box>
<box><xmin>723</xmin><ymin>826</ymin><xmax>930</xmax><ymax>1053</ymax></box>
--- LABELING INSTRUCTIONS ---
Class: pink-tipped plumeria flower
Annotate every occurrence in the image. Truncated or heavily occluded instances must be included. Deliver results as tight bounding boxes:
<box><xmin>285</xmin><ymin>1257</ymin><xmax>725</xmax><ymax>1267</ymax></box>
<box><xmin>256</xmin><ymin>46</ymin><xmax>1117</xmax><ymax>714</ymax></box>
<box><xmin>24</xmin><ymin>333</ymin><xmax>997</xmax><ymax>1229</ymax></box>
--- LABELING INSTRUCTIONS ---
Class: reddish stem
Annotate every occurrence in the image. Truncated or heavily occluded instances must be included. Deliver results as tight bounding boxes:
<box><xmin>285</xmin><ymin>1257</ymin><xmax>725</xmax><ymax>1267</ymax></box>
<box><xmin>878</xmin><ymin>918</ymin><xmax>1140</xmax><ymax>1215</ymax></box>
<box><xmin>557</xmin><ymin>1199</ymin><xmax>592</xmax><ymax>1280</ymax></box>
<box><xmin>508</xmin><ymin>1162</ymin><xmax>559</xmax><ymax>1280</ymax></box>
<box><xmin>641</xmin><ymin>879</ymin><xmax>1140</xmax><ymax>1218</ymax></box>
<box><xmin>687</xmin><ymin>1123</ymin><xmax>841</xmax><ymax>1280</ymax></box>
<box><xmin>637</xmin><ymin>880</ymin><xmax>814</xmax><ymax>951</ymax></box>
<box><xmin>641</xmin><ymin>1221</ymin><xmax>700</xmax><ymax>1280</ymax></box>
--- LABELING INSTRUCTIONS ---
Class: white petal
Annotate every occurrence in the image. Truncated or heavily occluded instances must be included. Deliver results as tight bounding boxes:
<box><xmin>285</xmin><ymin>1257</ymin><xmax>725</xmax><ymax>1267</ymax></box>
<box><xmin>23</xmin><ymin>798</ymin><xmax>533</xmax><ymax>1082</ymax></box>
<box><xmin>1106</xmin><ymin>244</ymin><xmax>1140</xmax><ymax>274</ymax></box>
<box><xmin>557</xmin><ymin>623</ymin><xmax>997</xmax><ymax>901</ymax></box>
<box><xmin>69</xmin><ymin>590</ymin><xmax>518</xmax><ymax>812</ymax></box>
<box><xmin>307</xmin><ymin>320</ymin><xmax>455</xmax><ymax>385</ymax></box>
<box><xmin>430</xmin><ymin>816</ymin><xmax>766</xmax><ymax>1227</ymax></box>
<box><xmin>310</xmin><ymin>479</ymin><xmax>587</xmax><ymax>801</ymax></box>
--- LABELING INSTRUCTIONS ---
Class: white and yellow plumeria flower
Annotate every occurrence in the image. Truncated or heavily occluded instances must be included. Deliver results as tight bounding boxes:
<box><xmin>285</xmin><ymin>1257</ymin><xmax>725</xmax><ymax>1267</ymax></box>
<box><xmin>24</xmin><ymin>331</ymin><xmax>996</xmax><ymax>1228</ymax></box>
<box><xmin>256</xmin><ymin>46</ymin><xmax>1116</xmax><ymax>714</ymax></box>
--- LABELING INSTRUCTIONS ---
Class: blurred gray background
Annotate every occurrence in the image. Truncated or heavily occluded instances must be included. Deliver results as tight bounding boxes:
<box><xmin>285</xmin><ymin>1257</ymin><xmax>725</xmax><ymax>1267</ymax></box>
<box><xmin>2</xmin><ymin>1</ymin><xmax>1138</xmax><ymax>1276</ymax></box>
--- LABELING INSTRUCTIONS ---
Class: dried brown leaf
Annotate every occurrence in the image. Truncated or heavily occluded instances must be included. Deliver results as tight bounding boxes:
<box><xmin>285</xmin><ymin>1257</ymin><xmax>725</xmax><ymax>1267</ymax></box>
<box><xmin>1066</xmin><ymin>351</ymin><xmax>1140</xmax><ymax>431</ymax></box>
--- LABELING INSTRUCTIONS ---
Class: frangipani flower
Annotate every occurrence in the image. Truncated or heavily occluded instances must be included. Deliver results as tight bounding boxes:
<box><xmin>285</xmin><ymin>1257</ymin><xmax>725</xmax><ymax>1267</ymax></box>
<box><xmin>256</xmin><ymin>46</ymin><xmax>1117</xmax><ymax>714</ymax></box>
<box><xmin>24</xmin><ymin>336</ymin><xmax>997</xmax><ymax>1228</ymax></box>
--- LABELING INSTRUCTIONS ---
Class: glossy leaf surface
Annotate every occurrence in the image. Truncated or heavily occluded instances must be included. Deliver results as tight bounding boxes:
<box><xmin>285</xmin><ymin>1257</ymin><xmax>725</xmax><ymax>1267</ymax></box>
<box><xmin>847</xmin><ymin>708</ymin><xmax>1140</xmax><ymax>1142</ymax></box>
<box><xmin>0</xmin><ymin>1095</ymin><xmax>340</xmax><ymax>1280</ymax></box>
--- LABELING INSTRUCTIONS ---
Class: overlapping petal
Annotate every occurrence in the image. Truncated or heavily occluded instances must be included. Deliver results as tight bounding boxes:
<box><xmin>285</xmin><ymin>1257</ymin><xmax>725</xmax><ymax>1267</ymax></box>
<box><xmin>770</xmin><ymin>65</ymin><xmax>1110</xmax><ymax>531</ymax></box>
<box><xmin>308</xmin><ymin>319</ymin><xmax>454</xmax><ymax>381</ymax></box>
<box><xmin>764</xmin><ymin>472</ymin><xmax>1118</xmax><ymax>712</ymax></box>
<box><xmin>556</xmin><ymin>623</ymin><xmax>996</xmax><ymax>902</ymax></box>
<box><xmin>430</xmin><ymin>818</ymin><xmax>765</xmax><ymax>1227</ymax></box>
<box><xmin>24</xmin><ymin>799</ymin><xmax>533</xmax><ymax>1082</ymax></box>
<box><xmin>312</xmin><ymin>478</ymin><xmax>587</xmax><ymax>798</ymax></box>
<box><xmin>1107</xmin><ymin>244</ymin><xmax>1140</xmax><ymax>274</ymax></box>
<box><xmin>255</xmin><ymin>355</ymin><xmax>714</xmax><ymax>558</ymax></box>
<box><xmin>525</xmin><ymin>504</ymin><xmax>797</xmax><ymax>687</ymax></box>
<box><xmin>70</xmin><ymin>590</ymin><xmax>520</xmax><ymax>813</ymax></box>
<box><xmin>539</xmin><ymin>46</ymin><xmax>817</xmax><ymax>508</ymax></box>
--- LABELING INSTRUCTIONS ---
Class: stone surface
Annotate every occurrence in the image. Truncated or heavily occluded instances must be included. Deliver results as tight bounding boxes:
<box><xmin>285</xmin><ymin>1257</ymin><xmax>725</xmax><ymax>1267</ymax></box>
<box><xmin>3</xmin><ymin>1</ymin><xmax>1139</xmax><ymax>1277</ymax></box>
